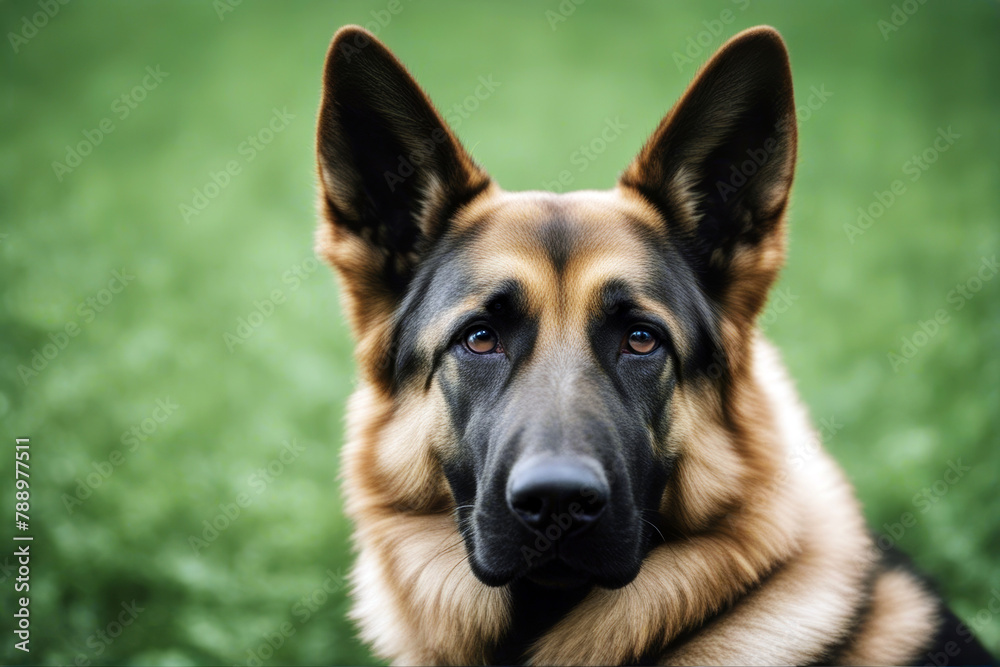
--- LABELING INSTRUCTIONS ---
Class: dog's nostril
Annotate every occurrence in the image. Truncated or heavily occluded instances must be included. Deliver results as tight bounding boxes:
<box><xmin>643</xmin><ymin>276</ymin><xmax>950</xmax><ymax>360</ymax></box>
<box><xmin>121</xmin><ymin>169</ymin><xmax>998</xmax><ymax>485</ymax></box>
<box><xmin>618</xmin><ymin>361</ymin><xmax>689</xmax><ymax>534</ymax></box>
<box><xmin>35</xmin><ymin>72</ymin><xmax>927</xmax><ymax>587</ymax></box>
<box><xmin>507</xmin><ymin>457</ymin><xmax>609</xmax><ymax>532</ymax></box>
<box><xmin>511</xmin><ymin>495</ymin><xmax>545</xmax><ymax>519</ymax></box>
<box><xmin>567</xmin><ymin>488</ymin><xmax>606</xmax><ymax>519</ymax></box>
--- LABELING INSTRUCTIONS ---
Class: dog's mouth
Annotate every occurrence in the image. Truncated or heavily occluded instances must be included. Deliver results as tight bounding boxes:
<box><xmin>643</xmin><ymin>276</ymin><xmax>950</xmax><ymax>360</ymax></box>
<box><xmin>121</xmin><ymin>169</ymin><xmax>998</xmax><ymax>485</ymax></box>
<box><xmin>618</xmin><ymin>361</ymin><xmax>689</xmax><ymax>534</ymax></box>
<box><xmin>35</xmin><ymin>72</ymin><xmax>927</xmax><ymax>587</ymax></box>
<box><xmin>524</xmin><ymin>558</ymin><xmax>593</xmax><ymax>589</ymax></box>
<box><xmin>465</xmin><ymin>504</ymin><xmax>649</xmax><ymax>590</ymax></box>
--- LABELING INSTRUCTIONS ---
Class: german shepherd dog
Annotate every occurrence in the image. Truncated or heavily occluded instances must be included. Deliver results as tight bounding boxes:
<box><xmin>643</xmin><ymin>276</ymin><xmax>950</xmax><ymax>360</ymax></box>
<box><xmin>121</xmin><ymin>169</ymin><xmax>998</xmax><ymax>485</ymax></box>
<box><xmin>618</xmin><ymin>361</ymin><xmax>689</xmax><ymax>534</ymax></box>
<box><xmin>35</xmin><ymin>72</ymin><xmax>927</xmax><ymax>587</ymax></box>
<box><xmin>315</xmin><ymin>24</ymin><xmax>996</xmax><ymax>666</ymax></box>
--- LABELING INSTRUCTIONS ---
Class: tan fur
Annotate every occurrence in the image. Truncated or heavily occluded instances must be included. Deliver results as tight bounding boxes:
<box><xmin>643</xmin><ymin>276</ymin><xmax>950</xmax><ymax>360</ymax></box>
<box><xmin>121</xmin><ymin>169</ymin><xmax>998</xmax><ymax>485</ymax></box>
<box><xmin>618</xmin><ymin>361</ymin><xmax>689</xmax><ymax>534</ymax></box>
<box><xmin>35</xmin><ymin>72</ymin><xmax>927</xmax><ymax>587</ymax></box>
<box><xmin>839</xmin><ymin>569</ymin><xmax>940</xmax><ymax>665</ymax></box>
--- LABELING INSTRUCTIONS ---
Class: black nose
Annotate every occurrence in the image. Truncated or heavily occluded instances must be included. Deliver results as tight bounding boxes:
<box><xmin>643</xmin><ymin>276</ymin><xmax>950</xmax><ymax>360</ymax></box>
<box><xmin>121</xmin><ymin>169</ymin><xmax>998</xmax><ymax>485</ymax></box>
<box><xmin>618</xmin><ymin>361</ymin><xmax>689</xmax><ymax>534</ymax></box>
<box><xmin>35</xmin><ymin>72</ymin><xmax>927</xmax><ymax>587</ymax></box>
<box><xmin>507</xmin><ymin>457</ymin><xmax>609</xmax><ymax>532</ymax></box>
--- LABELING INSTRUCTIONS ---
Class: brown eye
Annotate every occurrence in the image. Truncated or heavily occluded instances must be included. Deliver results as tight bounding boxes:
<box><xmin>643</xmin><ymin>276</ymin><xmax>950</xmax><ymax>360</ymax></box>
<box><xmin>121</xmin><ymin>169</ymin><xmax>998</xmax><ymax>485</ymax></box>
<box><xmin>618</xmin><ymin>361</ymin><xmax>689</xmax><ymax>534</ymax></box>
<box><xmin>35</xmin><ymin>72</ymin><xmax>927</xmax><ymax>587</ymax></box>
<box><xmin>624</xmin><ymin>327</ymin><xmax>659</xmax><ymax>355</ymax></box>
<box><xmin>464</xmin><ymin>326</ymin><xmax>502</xmax><ymax>354</ymax></box>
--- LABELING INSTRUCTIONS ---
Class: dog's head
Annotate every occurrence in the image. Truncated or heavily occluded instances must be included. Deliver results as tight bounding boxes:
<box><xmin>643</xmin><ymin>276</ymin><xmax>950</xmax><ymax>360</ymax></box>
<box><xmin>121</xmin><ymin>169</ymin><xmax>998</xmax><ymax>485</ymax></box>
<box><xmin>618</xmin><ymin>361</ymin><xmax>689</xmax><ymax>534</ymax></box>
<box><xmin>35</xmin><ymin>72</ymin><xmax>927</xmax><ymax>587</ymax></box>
<box><xmin>317</xmin><ymin>26</ymin><xmax>796</xmax><ymax>591</ymax></box>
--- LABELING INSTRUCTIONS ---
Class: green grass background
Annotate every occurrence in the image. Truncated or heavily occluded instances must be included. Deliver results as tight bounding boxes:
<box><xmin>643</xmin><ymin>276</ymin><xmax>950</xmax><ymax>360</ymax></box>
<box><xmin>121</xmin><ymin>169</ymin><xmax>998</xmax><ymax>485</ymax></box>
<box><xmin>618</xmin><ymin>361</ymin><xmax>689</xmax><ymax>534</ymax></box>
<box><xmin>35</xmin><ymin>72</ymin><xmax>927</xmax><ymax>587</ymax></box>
<box><xmin>1</xmin><ymin>1</ymin><xmax>998</xmax><ymax>664</ymax></box>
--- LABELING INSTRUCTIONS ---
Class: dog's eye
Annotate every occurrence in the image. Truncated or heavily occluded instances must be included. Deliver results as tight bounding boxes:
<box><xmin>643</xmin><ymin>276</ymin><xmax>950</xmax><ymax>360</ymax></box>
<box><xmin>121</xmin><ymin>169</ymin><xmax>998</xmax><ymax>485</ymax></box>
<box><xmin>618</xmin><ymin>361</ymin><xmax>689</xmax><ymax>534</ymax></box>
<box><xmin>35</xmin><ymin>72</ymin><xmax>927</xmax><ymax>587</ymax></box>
<box><xmin>623</xmin><ymin>327</ymin><xmax>659</xmax><ymax>355</ymax></box>
<box><xmin>464</xmin><ymin>326</ymin><xmax>502</xmax><ymax>354</ymax></box>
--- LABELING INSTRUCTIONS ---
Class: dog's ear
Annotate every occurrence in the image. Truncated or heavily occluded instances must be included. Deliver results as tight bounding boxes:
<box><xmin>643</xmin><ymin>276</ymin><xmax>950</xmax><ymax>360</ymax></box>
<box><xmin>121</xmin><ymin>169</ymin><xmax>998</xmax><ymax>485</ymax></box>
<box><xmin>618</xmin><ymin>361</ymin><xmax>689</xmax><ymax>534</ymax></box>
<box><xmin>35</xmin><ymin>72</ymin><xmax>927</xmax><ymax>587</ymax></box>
<box><xmin>316</xmin><ymin>26</ymin><xmax>490</xmax><ymax>337</ymax></box>
<box><xmin>621</xmin><ymin>26</ymin><xmax>796</xmax><ymax>330</ymax></box>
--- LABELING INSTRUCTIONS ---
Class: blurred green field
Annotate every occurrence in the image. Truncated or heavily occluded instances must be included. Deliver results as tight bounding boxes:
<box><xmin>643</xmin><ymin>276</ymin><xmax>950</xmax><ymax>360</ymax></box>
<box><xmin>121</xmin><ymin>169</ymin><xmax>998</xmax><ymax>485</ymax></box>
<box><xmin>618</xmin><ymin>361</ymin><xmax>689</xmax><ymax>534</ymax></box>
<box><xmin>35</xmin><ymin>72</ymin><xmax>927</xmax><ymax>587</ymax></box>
<box><xmin>1</xmin><ymin>1</ymin><xmax>998</xmax><ymax>664</ymax></box>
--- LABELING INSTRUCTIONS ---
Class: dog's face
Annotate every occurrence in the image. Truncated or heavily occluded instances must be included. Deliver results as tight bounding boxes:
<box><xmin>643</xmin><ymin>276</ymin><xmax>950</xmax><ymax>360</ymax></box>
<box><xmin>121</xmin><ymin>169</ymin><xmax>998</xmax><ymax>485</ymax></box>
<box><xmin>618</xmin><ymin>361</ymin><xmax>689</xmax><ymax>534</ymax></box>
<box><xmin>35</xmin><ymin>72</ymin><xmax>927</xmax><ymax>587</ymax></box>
<box><xmin>396</xmin><ymin>190</ymin><xmax>712</xmax><ymax>589</ymax></box>
<box><xmin>317</xmin><ymin>27</ymin><xmax>796</xmax><ymax>591</ymax></box>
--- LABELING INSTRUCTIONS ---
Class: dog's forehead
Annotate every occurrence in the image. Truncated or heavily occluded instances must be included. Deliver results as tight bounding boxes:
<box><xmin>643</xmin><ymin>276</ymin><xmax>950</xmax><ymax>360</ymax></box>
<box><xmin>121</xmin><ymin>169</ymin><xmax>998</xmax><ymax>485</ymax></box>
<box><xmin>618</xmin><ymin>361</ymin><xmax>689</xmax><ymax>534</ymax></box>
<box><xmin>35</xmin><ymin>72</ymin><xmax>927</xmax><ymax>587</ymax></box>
<box><xmin>449</xmin><ymin>188</ymin><xmax>666</xmax><ymax>305</ymax></box>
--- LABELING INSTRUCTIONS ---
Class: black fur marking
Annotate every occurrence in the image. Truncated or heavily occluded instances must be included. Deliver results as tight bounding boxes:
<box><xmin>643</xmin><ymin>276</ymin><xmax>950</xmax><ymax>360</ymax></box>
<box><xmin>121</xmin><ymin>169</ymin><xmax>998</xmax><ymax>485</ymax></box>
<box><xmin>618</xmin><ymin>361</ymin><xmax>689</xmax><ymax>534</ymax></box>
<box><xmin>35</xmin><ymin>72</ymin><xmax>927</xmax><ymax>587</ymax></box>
<box><xmin>808</xmin><ymin>556</ymin><xmax>881</xmax><ymax>666</ymax></box>
<box><xmin>490</xmin><ymin>580</ymin><xmax>591</xmax><ymax>665</ymax></box>
<box><xmin>536</xmin><ymin>215</ymin><xmax>577</xmax><ymax>275</ymax></box>
<box><xmin>436</xmin><ymin>293</ymin><xmax>539</xmax><ymax>438</ymax></box>
<box><xmin>388</xmin><ymin>223</ymin><xmax>497</xmax><ymax>391</ymax></box>
<box><xmin>921</xmin><ymin>604</ymin><xmax>998</xmax><ymax>667</ymax></box>
<box><xmin>820</xmin><ymin>541</ymin><xmax>999</xmax><ymax>666</ymax></box>
<box><xmin>586</xmin><ymin>279</ymin><xmax>678</xmax><ymax>436</ymax></box>
<box><xmin>612</xmin><ymin>229</ymin><xmax>723</xmax><ymax>384</ymax></box>
<box><xmin>649</xmin><ymin>551</ymin><xmax>796</xmax><ymax>665</ymax></box>
<box><xmin>613</xmin><ymin>213</ymin><xmax>726</xmax><ymax>384</ymax></box>
<box><xmin>872</xmin><ymin>545</ymin><xmax>997</xmax><ymax>666</ymax></box>
<box><xmin>337</xmin><ymin>101</ymin><xmax>421</xmax><ymax>274</ymax></box>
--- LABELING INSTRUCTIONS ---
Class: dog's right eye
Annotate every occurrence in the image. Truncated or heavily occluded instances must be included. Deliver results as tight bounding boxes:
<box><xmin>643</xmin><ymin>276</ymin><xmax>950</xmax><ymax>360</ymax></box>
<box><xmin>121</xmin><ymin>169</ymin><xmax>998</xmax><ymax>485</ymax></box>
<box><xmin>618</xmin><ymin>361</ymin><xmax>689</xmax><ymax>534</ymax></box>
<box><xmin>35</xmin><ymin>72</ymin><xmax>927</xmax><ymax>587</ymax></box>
<box><xmin>622</xmin><ymin>327</ymin><xmax>660</xmax><ymax>355</ymax></box>
<box><xmin>463</xmin><ymin>326</ymin><xmax>503</xmax><ymax>354</ymax></box>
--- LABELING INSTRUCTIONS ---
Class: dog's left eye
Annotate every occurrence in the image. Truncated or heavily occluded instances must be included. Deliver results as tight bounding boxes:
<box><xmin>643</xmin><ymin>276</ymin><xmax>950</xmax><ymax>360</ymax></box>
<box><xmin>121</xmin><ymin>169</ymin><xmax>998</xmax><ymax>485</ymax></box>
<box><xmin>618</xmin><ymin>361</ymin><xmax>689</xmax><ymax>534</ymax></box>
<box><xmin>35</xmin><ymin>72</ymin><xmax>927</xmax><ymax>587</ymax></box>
<box><xmin>622</xmin><ymin>327</ymin><xmax>659</xmax><ymax>355</ymax></box>
<box><xmin>464</xmin><ymin>326</ymin><xmax>503</xmax><ymax>354</ymax></box>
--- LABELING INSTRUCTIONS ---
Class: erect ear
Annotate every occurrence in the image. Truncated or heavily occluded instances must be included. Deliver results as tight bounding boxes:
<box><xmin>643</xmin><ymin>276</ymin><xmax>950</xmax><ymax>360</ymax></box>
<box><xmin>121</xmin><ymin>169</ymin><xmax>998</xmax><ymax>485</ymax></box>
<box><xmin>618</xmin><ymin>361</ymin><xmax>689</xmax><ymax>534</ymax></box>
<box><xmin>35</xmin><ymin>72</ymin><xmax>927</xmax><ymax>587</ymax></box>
<box><xmin>315</xmin><ymin>26</ymin><xmax>491</xmax><ymax>337</ymax></box>
<box><xmin>621</xmin><ymin>26</ymin><xmax>796</xmax><ymax>331</ymax></box>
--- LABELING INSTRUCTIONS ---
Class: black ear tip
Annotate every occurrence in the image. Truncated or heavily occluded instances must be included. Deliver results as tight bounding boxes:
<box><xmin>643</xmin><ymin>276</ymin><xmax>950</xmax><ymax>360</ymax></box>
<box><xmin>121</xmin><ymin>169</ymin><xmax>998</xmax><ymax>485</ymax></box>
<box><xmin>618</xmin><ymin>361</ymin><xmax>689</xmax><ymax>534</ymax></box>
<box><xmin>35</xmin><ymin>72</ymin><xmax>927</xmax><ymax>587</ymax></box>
<box><xmin>723</xmin><ymin>25</ymin><xmax>790</xmax><ymax>61</ymax></box>
<box><xmin>705</xmin><ymin>25</ymin><xmax>792</xmax><ymax>96</ymax></box>
<box><xmin>331</xmin><ymin>24</ymin><xmax>376</xmax><ymax>47</ymax></box>
<box><xmin>325</xmin><ymin>24</ymin><xmax>391</xmax><ymax>75</ymax></box>
<box><xmin>736</xmin><ymin>24</ymin><xmax>785</xmax><ymax>40</ymax></box>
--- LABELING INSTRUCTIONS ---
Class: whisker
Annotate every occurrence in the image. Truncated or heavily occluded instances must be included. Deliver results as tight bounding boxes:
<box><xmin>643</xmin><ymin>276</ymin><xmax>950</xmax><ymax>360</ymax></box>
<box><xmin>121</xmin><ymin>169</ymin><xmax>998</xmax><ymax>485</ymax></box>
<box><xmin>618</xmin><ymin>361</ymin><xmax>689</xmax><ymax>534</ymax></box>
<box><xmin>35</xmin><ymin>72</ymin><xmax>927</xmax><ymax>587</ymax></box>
<box><xmin>431</xmin><ymin>536</ymin><xmax>467</xmax><ymax>561</ymax></box>
<box><xmin>443</xmin><ymin>551</ymin><xmax>470</xmax><ymax>582</ymax></box>
<box><xmin>451</xmin><ymin>504</ymin><xmax>475</xmax><ymax>521</ymax></box>
<box><xmin>429</xmin><ymin>523</ymin><xmax>464</xmax><ymax>555</ymax></box>
<box><xmin>641</xmin><ymin>517</ymin><xmax>666</xmax><ymax>543</ymax></box>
